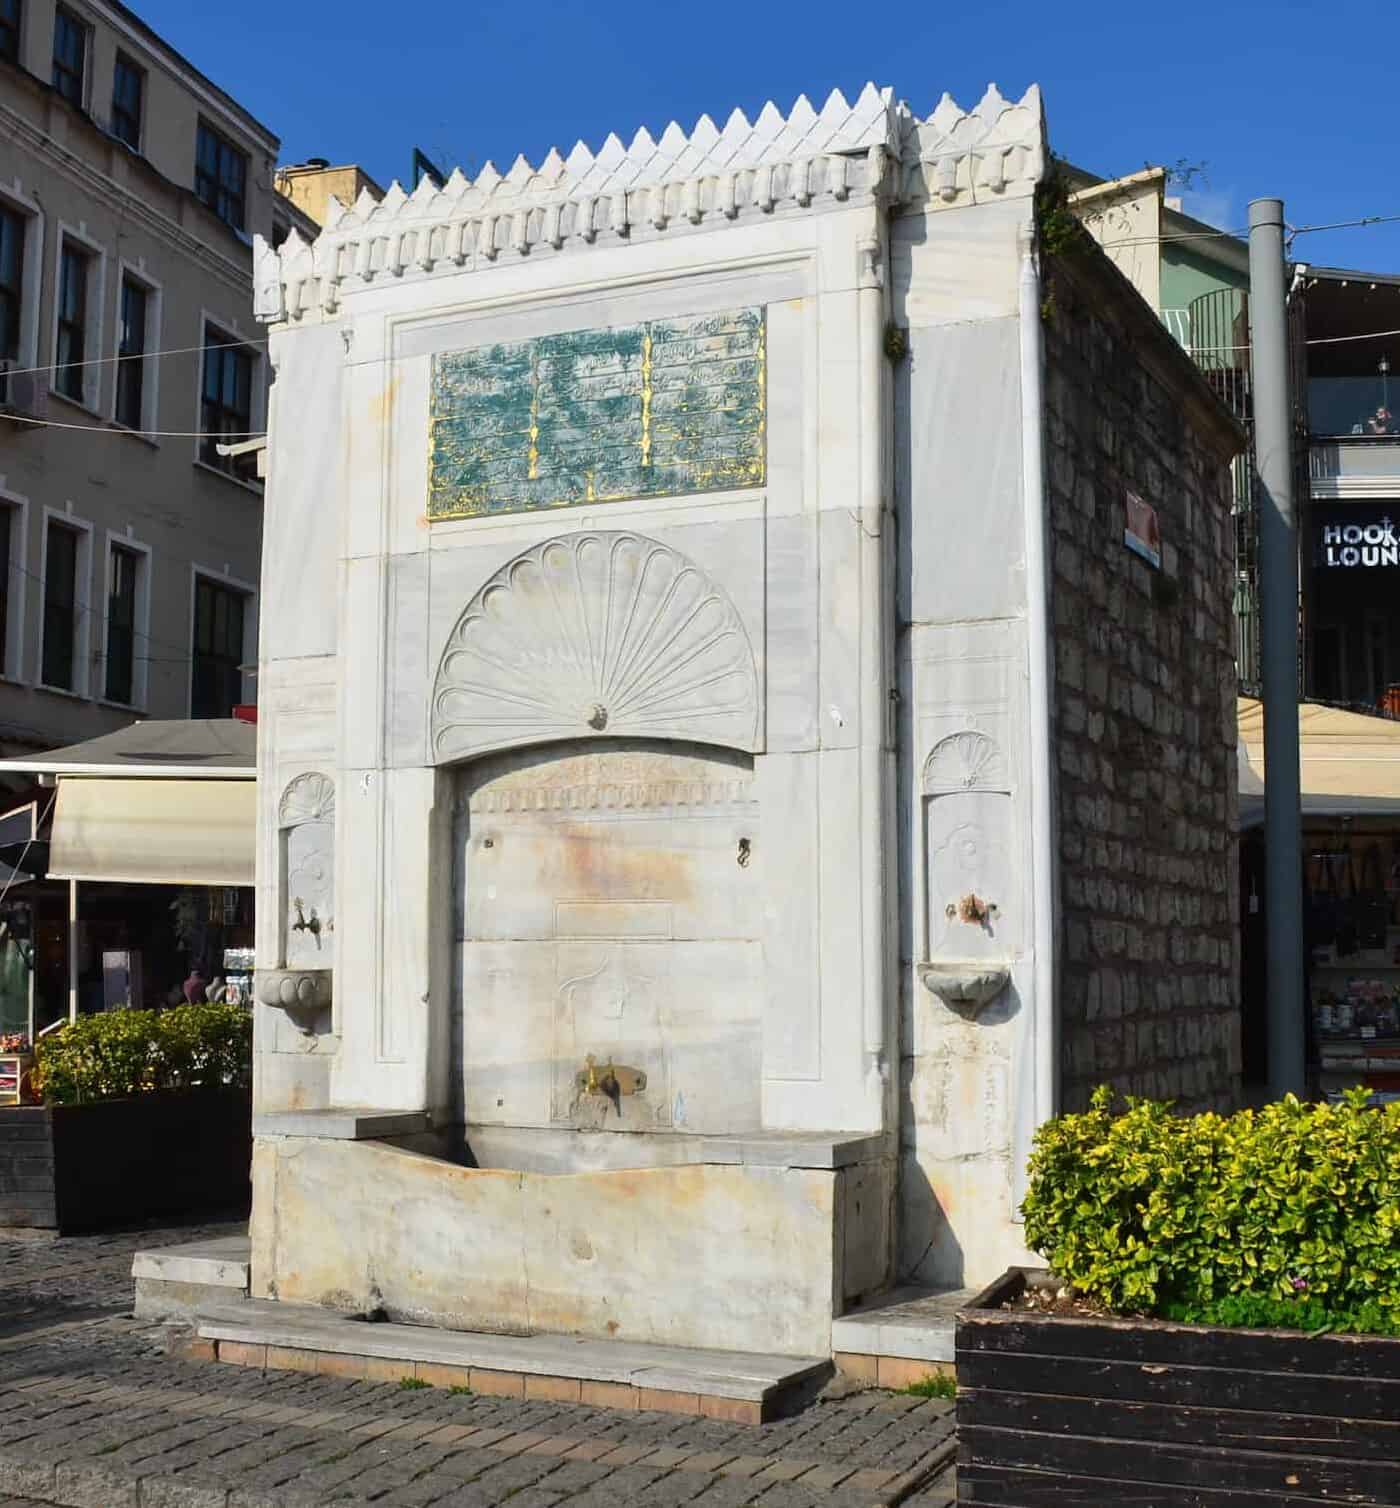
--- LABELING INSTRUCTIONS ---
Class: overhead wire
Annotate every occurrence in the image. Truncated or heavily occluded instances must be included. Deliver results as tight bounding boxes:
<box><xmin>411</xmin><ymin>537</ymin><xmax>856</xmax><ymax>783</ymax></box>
<box><xmin>0</xmin><ymin>203</ymin><xmax>1395</xmax><ymax>444</ymax></box>
<box><xmin>1071</xmin><ymin>211</ymin><xmax>1400</xmax><ymax>253</ymax></box>
<box><xmin>2</xmin><ymin>331</ymin><xmax>269</xmax><ymax>439</ymax></box>
<box><xmin>0</xmin><ymin>335</ymin><xmax>267</xmax><ymax>385</ymax></box>
<box><xmin>0</xmin><ymin>553</ymin><xmax>242</xmax><ymax>673</ymax></box>
<box><xmin>1</xmin><ymin>411</ymin><xmax>266</xmax><ymax>438</ymax></box>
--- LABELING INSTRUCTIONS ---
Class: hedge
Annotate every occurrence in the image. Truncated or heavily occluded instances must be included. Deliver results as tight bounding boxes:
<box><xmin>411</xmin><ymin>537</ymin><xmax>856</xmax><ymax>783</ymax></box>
<box><xmin>33</xmin><ymin>1002</ymin><xmax>252</xmax><ymax>1107</ymax></box>
<box><xmin>1021</xmin><ymin>1086</ymin><xmax>1400</xmax><ymax>1335</ymax></box>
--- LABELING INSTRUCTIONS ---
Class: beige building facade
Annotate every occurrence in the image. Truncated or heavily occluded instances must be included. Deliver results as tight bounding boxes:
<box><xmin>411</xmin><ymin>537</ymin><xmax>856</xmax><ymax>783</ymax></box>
<box><xmin>0</xmin><ymin>0</ymin><xmax>313</xmax><ymax>756</ymax></box>
<box><xmin>275</xmin><ymin>162</ymin><xmax>385</xmax><ymax>235</ymax></box>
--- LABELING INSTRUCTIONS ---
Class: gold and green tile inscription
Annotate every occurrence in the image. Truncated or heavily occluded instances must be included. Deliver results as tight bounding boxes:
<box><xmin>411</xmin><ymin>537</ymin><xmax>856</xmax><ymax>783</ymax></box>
<box><xmin>428</xmin><ymin>307</ymin><xmax>765</xmax><ymax>518</ymax></box>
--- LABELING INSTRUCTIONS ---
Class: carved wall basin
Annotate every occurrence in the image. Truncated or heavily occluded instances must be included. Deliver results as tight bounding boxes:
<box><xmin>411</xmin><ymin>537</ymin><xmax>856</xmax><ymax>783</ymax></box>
<box><xmin>916</xmin><ymin>961</ymin><xmax>1010</xmax><ymax>1014</ymax></box>
<box><xmin>256</xmin><ymin>968</ymin><xmax>333</xmax><ymax>1033</ymax></box>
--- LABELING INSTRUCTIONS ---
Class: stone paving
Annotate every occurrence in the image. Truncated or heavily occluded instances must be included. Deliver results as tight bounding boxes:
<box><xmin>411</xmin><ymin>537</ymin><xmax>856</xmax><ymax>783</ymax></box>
<box><xmin>0</xmin><ymin>1218</ymin><xmax>957</xmax><ymax>1507</ymax></box>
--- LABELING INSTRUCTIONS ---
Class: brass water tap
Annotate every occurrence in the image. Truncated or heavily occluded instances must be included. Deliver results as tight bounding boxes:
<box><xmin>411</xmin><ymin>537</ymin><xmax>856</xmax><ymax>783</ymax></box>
<box><xmin>291</xmin><ymin>898</ymin><xmax>321</xmax><ymax>938</ymax></box>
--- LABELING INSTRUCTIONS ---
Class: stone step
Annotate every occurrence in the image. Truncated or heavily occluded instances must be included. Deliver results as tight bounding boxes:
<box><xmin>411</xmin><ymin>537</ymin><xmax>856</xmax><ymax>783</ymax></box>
<box><xmin>831</xmin><ymin>1285</ymin><xmax>974</xmax><ymax>1389</ymax></box>
<box><xmin>131</xmin><ymin>1235</ymin><xmax>251</xmax><ymax>1323</ymax></box>
<box><xmin>196</xmin><ymin>1298</ymin><xmax>831</xmax><ymax>1424</ymax></box>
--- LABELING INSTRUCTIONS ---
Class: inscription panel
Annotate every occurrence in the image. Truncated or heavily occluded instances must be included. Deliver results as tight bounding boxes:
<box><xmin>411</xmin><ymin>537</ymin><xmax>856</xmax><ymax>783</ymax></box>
<box><xmin>428</xmin><ymin>308</ymin><xmax>765</xmax><ymax>519</ymax></box>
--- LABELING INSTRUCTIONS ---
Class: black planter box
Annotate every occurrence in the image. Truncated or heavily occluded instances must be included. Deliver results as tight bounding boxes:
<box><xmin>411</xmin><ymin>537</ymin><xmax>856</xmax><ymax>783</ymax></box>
<box><xmin>0</xmin><ymin>1089</ymin><xmax>251</xmax><ymax>1233</ymax></box>
<box><xmin>957</xmin><ymin>1266</ymin><xmax>1400</xmax><ymax>1506</ymax></box>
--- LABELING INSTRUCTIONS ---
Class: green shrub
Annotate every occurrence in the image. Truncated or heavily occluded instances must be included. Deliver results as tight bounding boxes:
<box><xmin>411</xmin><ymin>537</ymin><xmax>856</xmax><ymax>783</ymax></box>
<box><xmin>1021</xmin><ymin>1086</ymin><xmax>1400</xmax><ymax>1330</ymax></box>
<box><xmin>1160</xmin><ymin>1293</ymin><xmax>1400</xmax><ymax>1338</ymax></box>
<box><xmin>33</xmin><ymin>1002</ymin><xmax>252</xmax><ymax>1106</ymax></box>
<box><xmin>900</xmin><ymin>1373</ymin><xmax>957</xmax><ymax>1399</ymax></box>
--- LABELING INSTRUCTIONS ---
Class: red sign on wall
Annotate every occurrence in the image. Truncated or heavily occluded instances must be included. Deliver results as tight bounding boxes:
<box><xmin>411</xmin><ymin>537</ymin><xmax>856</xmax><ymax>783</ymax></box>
<box><xmin>1124</xmin><ymin>490</ymin><xmax>1162</xmax><ymax>570</ymax></box>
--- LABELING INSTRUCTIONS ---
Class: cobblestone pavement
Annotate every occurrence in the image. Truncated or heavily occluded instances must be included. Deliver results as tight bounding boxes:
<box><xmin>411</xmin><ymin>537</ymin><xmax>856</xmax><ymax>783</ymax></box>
<box><xmin>0</xmin><ymin>1218</ymin><xmax>956</xmax><ymax>1507</ymax></box>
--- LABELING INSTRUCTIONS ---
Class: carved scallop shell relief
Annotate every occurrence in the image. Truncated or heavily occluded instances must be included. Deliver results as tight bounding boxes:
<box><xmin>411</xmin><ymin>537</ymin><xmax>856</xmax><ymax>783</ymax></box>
<box><xmin>922</xmin><ymin>730</ymin><xmax>1009</xmax><ymax>795</ymax></box>
<box><xmin>278</xmin><ymin>772</ymin><xmax>336</xmax><ymax>826</ymax></box>
<box><xmin>431</xmin><ymin>531</ymin><xmax>759</xmax><ymax>761</ymax></box>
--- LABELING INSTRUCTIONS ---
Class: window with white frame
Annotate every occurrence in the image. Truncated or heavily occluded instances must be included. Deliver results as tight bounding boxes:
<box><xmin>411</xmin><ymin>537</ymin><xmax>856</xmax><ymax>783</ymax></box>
<box><xmin>41</xmin><ymin>518</ymin><xmax>82</xmax><ymax>691</ymax></box>
<box><xmin>110</xmin><ymin>52</ymin><xmax>142</xmax><ymax>151</ymax></box>
<box><xmin>54</xmin><ymin>238</ymin><xmax>91</xmax><ymax>403</ymax></box>
<box><xmin>104</xmin><ymin>541</ymin><xmax>141</xmax><ymax>704</ymax></box>
<box><xmin>115</xmin><ymin>273</ymin><xmax>152</xmax><ymax>429</ymax></box>
<box><xmin>199</xmin><ymin>323</ymin><xmax>257</xmax><ymax>476</ymax></box>
<box><xmin>191</xmin><ymin>575</ymin><xmax>247</xmax><ymax>717</ymax></box>
<box><xmin>0</xmin><ymin>203</ymin><xmax>22</xmax><ymax>398</ymax></box>
<box><xmin>0</xmin><ymin>189</ymin><xmax>38</xmax><ymax>403</ymax></box>
<box><xmin>0</xmin><ymin>502</ymin><xmax>15</xmax><ymax>678</ymax></box>
<box><xmin>195</xmin><ymin>121</ymin><xmax>247</xmax><ymax>232</ymax></box>
<box><xmin>51</xmin><ymin>6</ymin><xmax>86</xmax><ymax>108</ymax></box>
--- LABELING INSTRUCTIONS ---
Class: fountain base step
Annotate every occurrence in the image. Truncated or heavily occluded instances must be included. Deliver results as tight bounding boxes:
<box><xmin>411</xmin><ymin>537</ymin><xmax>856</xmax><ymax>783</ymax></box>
<box><xmin>831</xmin><ymin>1284</ymin><xmax>974</xmax><ymax>1390</ymax></box>
<box><xmin>195</xmin><ymin>1299</ymin><xmax>831</xmax><ymax>1423</ymax></box>
<box><xmin>132</xmin><ymin>1236</ymin><xmax>252</xmax><ymax>1323</ymax></box>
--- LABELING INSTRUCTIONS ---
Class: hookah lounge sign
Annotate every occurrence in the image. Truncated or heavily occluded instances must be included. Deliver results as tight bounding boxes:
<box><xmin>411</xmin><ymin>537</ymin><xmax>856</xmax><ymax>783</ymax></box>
<box><xmin>1317</xmin><ymin>509</ymin><xmax>1400</xmax><ymax>569</ymax></box>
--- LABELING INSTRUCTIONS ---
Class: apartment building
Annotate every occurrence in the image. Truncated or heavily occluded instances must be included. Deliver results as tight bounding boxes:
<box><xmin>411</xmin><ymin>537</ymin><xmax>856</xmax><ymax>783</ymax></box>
<box><xmin>0</xmin><ymin>0</ymin><xmax>315</xmax><ymax>758</ymax></box>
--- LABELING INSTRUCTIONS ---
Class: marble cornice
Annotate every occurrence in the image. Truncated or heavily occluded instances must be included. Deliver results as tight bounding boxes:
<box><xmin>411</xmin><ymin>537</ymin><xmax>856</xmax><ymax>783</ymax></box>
<box><xmin>255</xmin><ymin>83</ymin><xmax>1045</xmax><ymax>326</ymax></box>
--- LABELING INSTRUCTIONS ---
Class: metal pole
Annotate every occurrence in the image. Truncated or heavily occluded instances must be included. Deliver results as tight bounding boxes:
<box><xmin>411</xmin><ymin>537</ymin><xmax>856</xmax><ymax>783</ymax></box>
<box><xmin>67</xmin><ymin>880</ymin><xmax>78</xmax><ymax>1025</ymax></box>
<box><xmin>1248</xmin><ymin>197</ymin><xmax>1306</xmax><ymax>1097</ymax></box>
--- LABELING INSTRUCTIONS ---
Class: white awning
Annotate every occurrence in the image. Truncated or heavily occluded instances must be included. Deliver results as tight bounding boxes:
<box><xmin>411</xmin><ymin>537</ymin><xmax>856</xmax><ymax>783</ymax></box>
<box><xmin>1238</xmin><ymin>696</ymin><xmax>1400</xmax><ymax>828</ymax></box>
<box><xmin>0</xmin><ymin>718</ymin><xmax>255</xmax><ymax>779</ymax></box>
<box><xmin>48</xmin><ymin>778</ymin><xmax>255</xmax><ymax>885</ymax></box>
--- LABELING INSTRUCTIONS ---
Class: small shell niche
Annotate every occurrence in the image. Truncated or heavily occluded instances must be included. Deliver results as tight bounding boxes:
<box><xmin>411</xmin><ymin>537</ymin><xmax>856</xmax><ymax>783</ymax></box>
<box><xmin>256</xmin><ymin>772</ymin><xmax>335</xmax><ymax>1032</ymax></box>
<box><xmin>918</xmin><ymin>731</ymin><xmax>1015</xmax><ymax>1014</ymax></box>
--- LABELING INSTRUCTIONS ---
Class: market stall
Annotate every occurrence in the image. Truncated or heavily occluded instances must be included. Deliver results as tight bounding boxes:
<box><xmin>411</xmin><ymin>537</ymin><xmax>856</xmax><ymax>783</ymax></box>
<box><xmin>1238</xmin><ymin>697</ymin><xmax>1400</xmax><ymax>1099</ymax></box>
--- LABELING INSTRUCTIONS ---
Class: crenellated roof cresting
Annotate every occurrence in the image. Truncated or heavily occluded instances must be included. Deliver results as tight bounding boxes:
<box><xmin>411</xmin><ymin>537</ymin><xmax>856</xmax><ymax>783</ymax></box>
<box><xmin>255</xmin><ymin>82</ymin><xmax>1044</xmax><ymax>324</ymax></box>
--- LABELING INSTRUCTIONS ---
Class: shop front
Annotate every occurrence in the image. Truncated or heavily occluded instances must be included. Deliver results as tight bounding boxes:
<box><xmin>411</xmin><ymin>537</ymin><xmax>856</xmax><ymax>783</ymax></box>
<box><xmin>1308</xmin><ymin>504</ymin><xmax>1400</xmax><ymax>712</ymax></box>
<box><xmin>1300</xmin><ymin>265</ymin><xmax>1400</xmax><ymax>712</ymax></box>
<box><xmin>0</xmin><ymin>720</ymin><xmax>257</xmax><ymax>1038</ymax></box>
<box><xmin>1239</xmin><ymin>697</ymin><xmax>1400</xmax><ymax>1100</ymax></box>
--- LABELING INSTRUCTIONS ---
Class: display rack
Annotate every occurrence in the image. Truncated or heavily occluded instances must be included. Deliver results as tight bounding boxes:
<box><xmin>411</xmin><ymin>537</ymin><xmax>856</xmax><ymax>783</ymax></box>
<box><xmin>0</xmin><ymin>1053</ymin><xmax>34</xmax><ymax>1107</ymax></box>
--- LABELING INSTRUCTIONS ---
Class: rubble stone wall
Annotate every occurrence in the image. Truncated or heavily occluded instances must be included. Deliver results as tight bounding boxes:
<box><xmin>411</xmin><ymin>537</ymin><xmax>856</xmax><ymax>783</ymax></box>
<box><xmin>1043</xmin><ymin>244</ymin><xmax>1243</xmax><ymax>1113</ymax></box>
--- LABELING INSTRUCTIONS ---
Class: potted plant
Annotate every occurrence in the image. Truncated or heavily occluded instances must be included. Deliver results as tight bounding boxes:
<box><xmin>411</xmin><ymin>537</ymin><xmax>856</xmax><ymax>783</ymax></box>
<box><xmin>957</xmin><ymin>1088</ymin><xmax>1400</xmax><ymax>1505</ymax></box>
<box><xmin>0</xmin><ymin>1002</ymin><xmax>253</xmax><ymax>1232</ymax></box>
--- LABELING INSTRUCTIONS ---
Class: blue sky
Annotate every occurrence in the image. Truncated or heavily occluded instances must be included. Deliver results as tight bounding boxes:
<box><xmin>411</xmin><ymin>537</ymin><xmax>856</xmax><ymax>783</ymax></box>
<box><xmin>142</xmin><ymin>0</ymin><xmax>1400</xmax><ymax>273</ymax></box>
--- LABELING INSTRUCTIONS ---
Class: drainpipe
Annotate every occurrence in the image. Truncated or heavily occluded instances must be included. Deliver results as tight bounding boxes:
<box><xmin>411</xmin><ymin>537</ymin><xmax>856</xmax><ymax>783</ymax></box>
<box><xmin>1018</xmin><ymin>225</ymin><xmax>1059</xmax><ymax>1177</ymax></box>
<box><xmin>858</xmin><ymin>226</ymin><xmax>890</xmax><ymax>1108</ymax></box>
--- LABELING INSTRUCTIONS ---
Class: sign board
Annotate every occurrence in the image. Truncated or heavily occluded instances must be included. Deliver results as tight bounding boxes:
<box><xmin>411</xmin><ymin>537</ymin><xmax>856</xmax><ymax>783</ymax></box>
<box><xmin>1124</xmin><ymin>490</ymin><xmax>1161</xmax><ymax>569</ymax></box>
<box><xmin>428</xmin><ymin>307</ymin><xmax>766</xmax><ymax>519</ymax></box>
<box><xmin>1316</xmin><ymin>506</ymin><xmax>1400</xmax><ymax>569</ymax></box>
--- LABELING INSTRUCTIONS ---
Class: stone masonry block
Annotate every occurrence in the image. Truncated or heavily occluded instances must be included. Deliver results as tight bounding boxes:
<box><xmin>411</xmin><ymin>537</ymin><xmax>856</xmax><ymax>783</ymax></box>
<box><xmin>579</xmin><ymin>1380</ymin><xmax>637</xmax><ymax>1411</ymax></box>
<box><xmin>832</xmin><ymin>1351</ymin><xmax>875</xmax><ymax>1381</ymax></box>
<box><xmin>875</xmin><ymin>1356</ymin><xmax>952</xmax><ymax>1391</ymax></box>
<box><xmin>313</xmin><ymin>1351</ymin><xmax>368</xmax><ymax>1380</ymax></box>
<box><xmin>264</xmin><ymin>1347</ymin><xmax>318</xmax><ymax>1375</ymax></box>
<box><xmin>523</xmin><ymin>1374</ymin><xmax>582</xmax><ymax>1404</ymax></box>
<box><xmin>470</xmin><ymin>1368</ymin><xmax>525</xmax><ymax>1398</ymax></box>
<box><xmin>636</xmin><ymin>1388</ymin><xmax>701</xmax><ymax>1415</ymax></box>
<box><xmin>699</xmin><ymin>1395</ymin><xmax>764</xmax><ymax>1425</ymax></box>
<box><xmin>217</xmin><ymin>1342</ymin><xmax>266</xmax><ymax>1370</ymax></box>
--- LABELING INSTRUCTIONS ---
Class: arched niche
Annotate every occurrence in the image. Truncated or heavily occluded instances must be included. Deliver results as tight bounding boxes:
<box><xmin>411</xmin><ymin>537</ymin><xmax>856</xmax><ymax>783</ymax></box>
<box><xmin>278</xmin><ymin>772</ymin><xmax>335</xmax><ymax>970</ymax></box>
<box><xmin>453</xmin><ymin>738</ymin><xmax>763</xmax><ymax>1141</ymax></box>
<box><xmin>921</xmin><ymin>730</ymin><xmax>1016</xmax><ymax>967</ymax></box>
<box><xmin>429</xmin><ymin>531</ymin><xmax>760</xmax><ymax>765</ymax></box>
